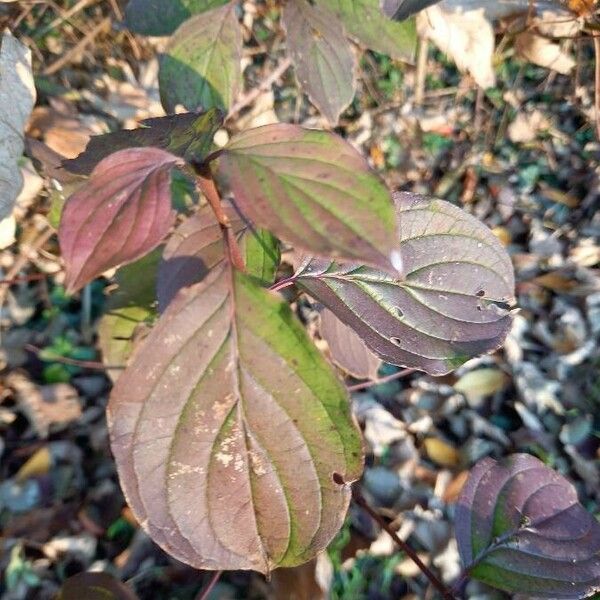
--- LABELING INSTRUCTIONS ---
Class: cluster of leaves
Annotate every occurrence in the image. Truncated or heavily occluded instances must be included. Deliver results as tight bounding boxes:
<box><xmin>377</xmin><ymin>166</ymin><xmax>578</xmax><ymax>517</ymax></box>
<box><xmin>47</xmin><ymin>1</ymin><xmax>600</xmax><ymax>596</ymax></box>
<box><xmin>122</xmin><ymin>0</ymin><xmax>421</xmax><ymax>123</ymax></box>
<box><xmin>57</xmin><ymin>103</ymin><xmax>517</xmax><ymax>578</ymax></box>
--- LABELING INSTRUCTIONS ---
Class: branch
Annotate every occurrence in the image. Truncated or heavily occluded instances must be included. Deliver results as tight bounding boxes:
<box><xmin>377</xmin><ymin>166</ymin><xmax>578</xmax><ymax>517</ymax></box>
<box><xmin>352</xmin><ymin>486</ymin><xmax>458</xmax><ymax>600</ymax></box>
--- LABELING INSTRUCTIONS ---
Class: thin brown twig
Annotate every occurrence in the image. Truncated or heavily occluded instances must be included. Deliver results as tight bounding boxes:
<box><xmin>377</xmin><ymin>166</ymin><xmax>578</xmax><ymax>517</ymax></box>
<box><xmin>347</xmin><ymin>368</ymin><xmax>416</xmax><ymax>392</ymax></box>
<box><xmin>195</xmin><ymin>571</ymin><xmax>222</xmax><ymax>600</ymax></box>
<box><xmin>352</xmin><ymin>487</ymin><xmax>457</xmax><ymax>600</ymax></box>
<box><xmin>227</xmin><ymin>56</ymin><xmax>292</xmax><ymax>120</ymax></box>
<box><xmin>43</xmin><ymin>16</ymin><xmax>111</xmax><ymax>75</ymax></box>
<box><xmin>25</xmin><ymin>344</ymin><xmax>123</xmax><ymax>371</ymax></box>
<box><xmin>593</xmin><ymin>33</ymin><xmax>600</xmax><ymax>141</ymax></box>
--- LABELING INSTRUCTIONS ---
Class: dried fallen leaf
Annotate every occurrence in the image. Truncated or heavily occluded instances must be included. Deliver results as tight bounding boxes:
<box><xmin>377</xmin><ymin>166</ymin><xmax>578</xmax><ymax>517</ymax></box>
<box><xmin>0</xmin><ymin>31</ymin><xmax>36</xmax><ymax>219</ymax></box>
<box><xmin>424</xmin><ymin>437</ymin><xmax>460</xmax><ymax>467</ymax></box>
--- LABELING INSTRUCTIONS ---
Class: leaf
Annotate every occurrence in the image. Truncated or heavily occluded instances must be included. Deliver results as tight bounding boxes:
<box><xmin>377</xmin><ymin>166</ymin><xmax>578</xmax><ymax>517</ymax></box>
<box><xmin>416</xmin><ymin>3</ymin><xmax>496</xmax><ymax>88</ymax></box>
<box><xmin>320</xmin><ymin>0</ymin><xmax>417</xmax><ymax>62</ymax></box>
<box><xmin>107</xmin><ymin>263</ymin><xmax>363</xmax><ymax>573</ymax></box>
<box><xmin>295</xmin><ymin>192</ymin><xmax>515</xmax><ymax>376</ymax></box>
<box><xmin>456</xmin><ymin>453</ymin><xmax>600</xmax><ymax>598</ymax></box>
<box><xmin>320</xmin><ymin>309</ymin><xmax>380</xmax><ymax>380</ymax></box>
<box><xmin>157</xmin><ymin>203</ymin><xmax>280</xmax><ymax>311</ymax></box>
<box><xmin>218</xmin><ymin>124</ymin><xmax>398</xmax><ymax>271</ymax></box>
<box><xmin>62</xmin><ymin>110</ymin><xmax>224</xmax><ymax>176</ymax></box>
<box><xmin>98</xmin><ymin>251</ymin><xmax>160</xmax><ymax>381</ymax></box>
<box><xmin>58</xmin><ymin>147</ymin><xmax>180</xmax><ymax>293</ymax></box>
<box><xmin>124</xmin><ymin>0</ymin><xmax>229</xmax><ymax>36</ymax></box>
<box><xmin>58</xmin><ymin>572</ymin><xmax>138</xmax><ymax>600</ymax></box>
<box><xmin>159</xmin><ymin>2</ymin><xmax>242</xmax><ymax>113</ymax></box>
<box><xmin>282</xmin><ymin>0</ymin><xmax>357</xmax><ymax>124</ymax></box>
<box><xmin>0</xmin><ymin>31</ymin><xmax>36</xmax><ymax>219</ymax></box>
<box><xmin>98</xmin><ymin>305</ymin><xmax>153</xmax><ymax>382</ymax></box>
<box><xmin>382</xmin><ymin>0</ymin><xmax>442</xmax><ymax>19</ymax></box>
<box><xmin>515</xmin><ymin>31</ymin><xmax>575</xmax><ymax>75</ymax></box>
<box><xmin>454</xmin><ymin>368</ymin><xmax>507</xmax><ymax>404</ymax></box>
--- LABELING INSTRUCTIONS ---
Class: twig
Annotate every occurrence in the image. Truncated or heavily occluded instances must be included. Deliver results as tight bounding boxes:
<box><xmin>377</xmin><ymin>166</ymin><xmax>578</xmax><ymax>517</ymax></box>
<box><xmin>227</xmin><ymin>56</ymin><xmax>292</xmax><ymax>120</ymax></box>
<box><xmin>352</xmin><ymin>487</ymin><xmax>457</xmax><ymax>600</ymax></box>
<box><xmin>25</xmin><ymin>344</ymin><xmax>123</xmax><ymax>371</ymax></box>
<box><xmin>347</xmin><ymin>368</ymin><xmax>416</xmax><ymax>392</ymax></box>
<box><xmin>593</xmin><ymin>33</ymin><xmax>600</xmax><ymax>141</ymax></box>
<box><xmin>195</xmin><ymin>571</ymin><xmax>222</xmax><ymax>600</ymax></box>
<box><xmin>415</xmin><ymin>35</ymin><xmax>428</xmax><ymax>107</ymax></box>
<box><xmin>43</xmin><ymin>16</ymin><xmax>111</xmax><ymax>75</ymax></box>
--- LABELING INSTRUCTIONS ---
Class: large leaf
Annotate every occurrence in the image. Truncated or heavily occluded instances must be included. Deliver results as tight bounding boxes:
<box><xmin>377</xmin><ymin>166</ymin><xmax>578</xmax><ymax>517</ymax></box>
<box><xmin>58</xmin><ymin>572</ymin><xmax>138</xmax><ymax>600</ymax></box>
<box><xmin>58</xmin><ymin>148</ymin><xmax>179</xmax><ymax>293</ymax></box>
<box><xmin>107</xmin><ymin>263</ymin><xmax>363</xmax><ymax>573</ymax></box>
<box><xmin>62</xmin><ymin>110</ymin><xmax>224</xmax><ymax>176</ymax></box>
<box><xmin>0</xmin><ymin>31</ymin><xmax>36</xmax><ymax>219</ymax></box>
<box><xmin>320</xmin><ymin>0</ymin><xmax>417</xmax><ymax>62</ymax></box>
<box><xmin>157</xmin><ymin>203</ymin><xmax>280</xmax><ymax>311</ymax></box>
<box><xmin>124</xmin><ymin>0</ymin><xmax>229</xmax><ymax>36</ymax></box>
<box><xmin>294</xmin><ymin>192</ymin><xmax>515</xmax><ymax>375</ymax></box>
<box><xmin>218</xmin><ymin>124</ymin><xmax>398</xmax><ymax>271</ymax></box>
<box><xmin>282</xmin><ymin>0</ymin><xmax>357</xmax><ymax>125</ymax></box>
<box><xmin>159</xmin><ymin>2</ymin><xmax>242</xmax><ymax>113</ymax></box>
<box><xmin>456</xmin><ymin>454</ymin><xmax>600</xmax><ymax>598</ymax></box>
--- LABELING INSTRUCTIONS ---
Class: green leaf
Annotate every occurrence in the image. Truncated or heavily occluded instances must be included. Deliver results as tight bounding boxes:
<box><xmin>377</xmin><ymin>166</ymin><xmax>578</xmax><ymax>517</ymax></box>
<box><xmin>124</xmin><ymin>0</ymin><xmax>229</xmax><ymax>36</ymax></box>
<box><xmin>242</xmin><ymin>227</ymin><xmax>280</xmax><ymax>287</ymax></box>
<box><xmin>159</xmin><ymin>2</ymin><xmax>242</xmax><ymax>113</ymax></box>
<box><xmin>320</xmin><ymin>0</ymin><xmax>417</xmax><ymax>62</ymax></box>
<box><xmin>282</xmin><ymin>0</ymin><xmax>357</xmax><ymax>124</ymax></box>
<box><xmin>107</xmin><ymin>262</ymin><xmax>363</xmax><ymax>573</ymax></box>
<box><xmin>98</xmin><ymin>250</ymin><xmax>160</xmax><ymax>381</ymax></box>
<box><xmin>218</xmin><ymin>124</ymin><xmax>398</xmax><ymax>271</ymax></box>
<box><xmin>62</xmin><ymin>110</ymin><xmax>224</xmax><ymax>176</ymax></box>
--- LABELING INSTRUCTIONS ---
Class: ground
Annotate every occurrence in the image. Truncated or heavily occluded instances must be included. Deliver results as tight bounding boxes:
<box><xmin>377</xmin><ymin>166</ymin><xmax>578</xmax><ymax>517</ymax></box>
<box><xmin>1</xmin><ymin>1</ymin><xmax>600</xmax><ymax>599</ymax></box>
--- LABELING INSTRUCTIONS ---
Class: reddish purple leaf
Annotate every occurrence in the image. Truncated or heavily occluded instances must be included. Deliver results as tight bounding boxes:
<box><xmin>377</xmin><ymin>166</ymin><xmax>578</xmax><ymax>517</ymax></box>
<box><xmin>295</xmin><ymin>192</ymin><xmax>515</xmax><ymax>375</ymax></box>
<box><xmin>107</xmin><ymin>264</ymin><xmax>362</xmax><ymax>573</ymax></box>
<box><xmin>457</xmin><ymin>454</ymin><xmax>600</xmax><ymax>598</ymax></box>
<box><xmin>320</xmin><ymin>308</ymin><xmax>381</xmax><ymax>380</ymax></box>
<box><xmin>58</xmin><ymin>147</ymin><xmax>180</xmax><ymax>293</ymax></box>
<box><xmin>157</xmin><ymin>203</ymin><xmax>280</xmax><ymax>311</ymax></box>
<box><xmin>157</xmin><ymin>203</ymin><xmax>245</xmax><ymax>311</ymax></box>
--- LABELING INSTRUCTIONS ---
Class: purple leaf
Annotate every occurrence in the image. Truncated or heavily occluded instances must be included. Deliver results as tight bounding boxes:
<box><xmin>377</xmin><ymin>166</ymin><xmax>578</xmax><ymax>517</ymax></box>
<box><xmin>58</xmin><ymin>147</ymin><xmax>179</xmax><ymax>293</ymax></box>
<box><xmin>320</xmin><ymin>308</ymin><xmax>381</xmax><ymax>380</ymax></box>
<box><xmin>282</xmin><ymin>0</ymin><xmax>357</xmax><ymax>124</ymax></box>
<box><xmin>107</xmin><ymin>263</ymin><xmax>363</xmax><ymax>573</ymax></box>
<box><xmin>457</xmin><ymin>454</ymin><xmax>600</xmax><ymax>598</ymax></box>
<box><xmin>295</xmin><ymin>192</ymin><xmax>515</xmax><ymax>375</ymax></box>
<box><xmin>218</xmin><ymin>124</ymin><xmax>398</xmax><ymax>271</ymax></box>
<box><xmin>157</xmin><ymin>202</ymin><xmax>280</xmax><ymax>311</ymax></box>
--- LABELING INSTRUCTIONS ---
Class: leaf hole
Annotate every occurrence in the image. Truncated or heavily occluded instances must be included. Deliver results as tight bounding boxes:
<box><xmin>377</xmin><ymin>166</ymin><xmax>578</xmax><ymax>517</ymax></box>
<box><xmin>476</xmin><ymin>289</ymin><xmax>485</xmax><ymax>297</ymax></box>
<box><xmin>332</xmin><ymin>472</ymin><xmax>345</xmax><ymax>485</ymax></box>
<box><xmin>395</xmin><ymin>307</ymin><xmax>404</xmax><ymax>318</ymax></box>
<box><xmin>390</xmin><ymin>337</ymin><xmax>402</xmax><ymax>347</ymax></box>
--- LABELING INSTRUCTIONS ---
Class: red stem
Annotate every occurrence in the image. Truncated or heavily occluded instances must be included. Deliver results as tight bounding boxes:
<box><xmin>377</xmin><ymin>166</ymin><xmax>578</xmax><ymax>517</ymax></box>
<box><xmin>352</xmin><ymin>487</ymin><xmax>457</xmax><ymax>600</ymax></box>
<box><xmin>347</xmin><ymin>368</ymin><xmax>416</xmax><ymax>392</ymax></box>
<box><xmin>196</xmin><ymin>170</ymin><xmax>245</xmax><ymax>272</ymax></box>
<box><xmin>195</xmin><ymin>570</ymin><xmax>222</xmax><ymax>600</ymax></box>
